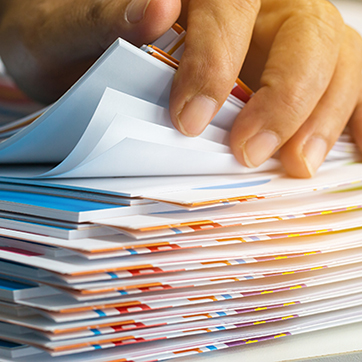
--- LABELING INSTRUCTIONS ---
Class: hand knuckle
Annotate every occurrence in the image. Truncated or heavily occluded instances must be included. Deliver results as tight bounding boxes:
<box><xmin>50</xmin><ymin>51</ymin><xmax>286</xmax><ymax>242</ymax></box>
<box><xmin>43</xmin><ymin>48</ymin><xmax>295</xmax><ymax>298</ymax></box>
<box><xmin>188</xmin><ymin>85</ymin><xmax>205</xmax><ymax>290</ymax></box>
<box><xmin>292</xmin><ymin>0</ymin><xmax>344</xmax><ymax>39</ymax></box>
<box><xmin>231</xmin><ymin>0</ymin><xmax>261</xmax><ymax>16</ymax></box>
<box><xmin>276</xmin><ymin>86</ymin><xmax>310</xmax><ymax>122</ymax></box>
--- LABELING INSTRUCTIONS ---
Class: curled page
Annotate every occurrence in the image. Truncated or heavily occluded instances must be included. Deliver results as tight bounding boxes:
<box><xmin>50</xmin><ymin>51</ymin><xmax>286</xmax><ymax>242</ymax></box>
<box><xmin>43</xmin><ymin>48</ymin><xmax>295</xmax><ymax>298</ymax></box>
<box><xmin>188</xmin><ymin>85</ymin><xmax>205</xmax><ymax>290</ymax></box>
<box><xmin>0</xmin><ymin>39</ymin><xmax>280</xmax><ymax>178</ymax></box>
<box><xmin>0</xmin><ymin>38</ymin><xmax>176</xmax><ymax>165</ymax></box>
<box><xmin>0</xmin><ymin>37</ymin><xmax>356</xmax><ymax>179</ymax></box>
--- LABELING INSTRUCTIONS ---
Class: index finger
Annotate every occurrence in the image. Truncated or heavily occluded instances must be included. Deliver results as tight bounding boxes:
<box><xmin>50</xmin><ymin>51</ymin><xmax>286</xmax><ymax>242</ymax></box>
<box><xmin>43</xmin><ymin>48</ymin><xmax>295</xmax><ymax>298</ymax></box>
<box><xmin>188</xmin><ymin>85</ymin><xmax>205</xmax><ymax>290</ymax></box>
<box><xmin>169</xmin><ymin>0</ymin><xmax>261</xmax><ymax>136</ymax></box>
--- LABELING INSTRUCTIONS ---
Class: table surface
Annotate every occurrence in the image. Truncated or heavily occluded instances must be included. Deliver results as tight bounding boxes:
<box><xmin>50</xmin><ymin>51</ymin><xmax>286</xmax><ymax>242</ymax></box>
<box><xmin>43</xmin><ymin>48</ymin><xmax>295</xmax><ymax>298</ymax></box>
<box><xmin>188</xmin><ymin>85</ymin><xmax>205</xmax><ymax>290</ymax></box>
<box><xmin>174</xmin><ymin>1</ymin><xmax>362</xmax><ymax>361</ymax></box>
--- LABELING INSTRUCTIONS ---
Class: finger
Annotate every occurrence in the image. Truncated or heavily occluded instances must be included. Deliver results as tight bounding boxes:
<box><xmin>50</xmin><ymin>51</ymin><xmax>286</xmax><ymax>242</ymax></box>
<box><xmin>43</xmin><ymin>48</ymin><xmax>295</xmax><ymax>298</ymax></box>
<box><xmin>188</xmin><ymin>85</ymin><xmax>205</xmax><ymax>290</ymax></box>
<box><xmin>280</xmin><ymin>26</ymin><xmax>362</xmax><ymax>177</ymax></box>
<box><xmin>169</xmin><ymin>0</ymin><xmax>261</xmax><ymax>136</ymax></box>
<box><xmin>0</xmin><ymin>0</ymin><xmax>181</xmax><ymax>102</ymax></box>
<box><xmin>230</xmin><ymin>0</ymin><xmax>344</xmax><ymax>169</ymax></box>
<box><xmin>32</xmin><ymin>0</ymin><xmax>182</xmax><ymax>58</ymax></box>
<box><xmin>349</xmin><ymin>92</ymin><xmax>362</xmax><ymax>152</ymax></box>
<box><xmin>348</xmin><ymin>38</ymin><xmax>362</xmax><ymax>153</ymax></box>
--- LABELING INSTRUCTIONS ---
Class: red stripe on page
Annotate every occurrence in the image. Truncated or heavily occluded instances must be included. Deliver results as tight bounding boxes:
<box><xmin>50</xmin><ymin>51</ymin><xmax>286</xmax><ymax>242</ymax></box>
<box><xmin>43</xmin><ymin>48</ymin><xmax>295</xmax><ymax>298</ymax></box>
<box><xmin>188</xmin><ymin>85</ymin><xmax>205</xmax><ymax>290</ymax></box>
<box><xmin>0</xmin><ymin>247</ymin><xmax>43</xmax><ymax>256</ymax></box>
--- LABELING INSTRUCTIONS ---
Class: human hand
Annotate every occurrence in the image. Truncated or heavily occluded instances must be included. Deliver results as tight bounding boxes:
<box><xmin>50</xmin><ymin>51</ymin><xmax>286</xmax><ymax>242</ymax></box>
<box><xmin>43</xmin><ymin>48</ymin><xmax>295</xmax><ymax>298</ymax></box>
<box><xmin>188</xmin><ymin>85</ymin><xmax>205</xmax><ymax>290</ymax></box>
<box><xmin>0</xmin><ymin>0</ymin><xmax>181</xmax><ymax>103</ymax></box>
<box><xmin>1</xmin><ymin>0</ymin><xmax>362</xmax><ymax>178</ymax></box>
<box><xmin>170</xmin><ymin>0</ymin><xmax>362</xmax><ymax>177</ymax></box>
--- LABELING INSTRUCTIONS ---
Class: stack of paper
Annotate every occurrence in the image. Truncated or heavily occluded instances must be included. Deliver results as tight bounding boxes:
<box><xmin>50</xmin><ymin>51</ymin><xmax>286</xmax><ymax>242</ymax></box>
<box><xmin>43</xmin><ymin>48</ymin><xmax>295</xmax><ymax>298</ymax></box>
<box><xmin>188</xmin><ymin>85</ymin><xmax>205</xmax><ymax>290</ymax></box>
<box><xmin>0</xmin><ymin>25</ymin><xmax>361</xmax><ymax>361</ymax></box>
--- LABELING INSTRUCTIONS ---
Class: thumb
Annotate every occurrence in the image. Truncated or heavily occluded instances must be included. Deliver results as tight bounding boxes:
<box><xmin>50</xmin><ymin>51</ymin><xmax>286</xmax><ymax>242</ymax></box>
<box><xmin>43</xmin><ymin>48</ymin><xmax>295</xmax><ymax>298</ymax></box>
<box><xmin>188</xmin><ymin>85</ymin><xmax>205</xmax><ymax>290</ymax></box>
<box><xmin>0</xmin><ymin>0</ymin><xmax>181</xmax><ymax>102</ymax></box>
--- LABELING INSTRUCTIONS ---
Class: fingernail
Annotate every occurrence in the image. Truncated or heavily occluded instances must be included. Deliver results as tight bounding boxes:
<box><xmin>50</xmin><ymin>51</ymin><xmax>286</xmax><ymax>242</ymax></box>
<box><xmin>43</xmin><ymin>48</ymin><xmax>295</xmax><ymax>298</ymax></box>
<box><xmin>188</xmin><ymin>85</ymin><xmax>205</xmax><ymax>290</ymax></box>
<box><xmin>303</xmin><ymin>136</ymin><xmax>327</xmax><ymax>176</ymax></box>
<box><xmin>242</xmin><ymin>131</ymin><xmax>280</xmax><ymax>167</ymax></box>
<box><xmin>126</xmin><ymin>0</ymin><xmax>151</xmax><ymax>24</ymax></box>
<box><xmin>178</xmin><ymin>96</ymin><xmax>217</xmax><ymax>136</ymax></box>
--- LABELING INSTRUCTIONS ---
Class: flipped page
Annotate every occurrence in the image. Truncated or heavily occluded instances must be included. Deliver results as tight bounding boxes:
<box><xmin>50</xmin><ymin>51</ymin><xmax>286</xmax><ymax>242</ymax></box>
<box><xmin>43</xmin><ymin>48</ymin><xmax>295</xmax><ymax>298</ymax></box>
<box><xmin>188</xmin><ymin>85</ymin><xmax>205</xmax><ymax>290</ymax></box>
<box><xmin>0</xmin><ymin>39</ymin><xmax>279</xmax><ymax>178</ymax></box>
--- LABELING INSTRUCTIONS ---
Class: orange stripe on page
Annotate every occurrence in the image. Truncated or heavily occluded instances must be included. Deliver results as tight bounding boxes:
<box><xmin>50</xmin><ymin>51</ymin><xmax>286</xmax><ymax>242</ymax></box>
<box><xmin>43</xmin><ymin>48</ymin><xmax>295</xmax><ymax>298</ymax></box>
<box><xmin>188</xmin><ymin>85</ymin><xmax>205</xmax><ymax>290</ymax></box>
<box><xmin>187</xmin><ymin>195</ymin><xmax>262</xmax><ymax>207</ymax></box>
<box><xmin>0</xmin><ymin>233</ymin><xmax>170</xmax><ymax>254</ymax></box>
<box><xmin>172</xmin><ymin>23</ymin><xmax>185</xmax><ymax>34</ymax></box>
<box><xmin>201</xmin><ymin>260</ymin><xmax>232</xmax><ymax>266</ymax></box>
<box><xmin>151</xmin><ymin>53</ymin><xmax>178</xmax><ymax>70</ymax></box>
<box><xmin>183</xmin><ymin>313</ymin><xmax>213</xmax><ymax>319</ymax></box>
<box><xmin>184</xmin><ymin>328</ymin><xmax>212</xmax><ymax>333</ymax></box>
<box><xmin>51</xmin><ymin>335</ymin><xmax>139</xmax><ymax>352</ymax></box>
<box><xmin>147</xmin><ymin>195</ymin><xmax>261</xmax><ymax>208</ymax></box>
<box><xmin>58</xmin><ymin>301</ymin><xmax>144</xmax><ymax>314</ymax></box>
<box><xmin>236</xmin><ymin>78</ymin><xmax>253</xmax><ymax>96</ymax></box>
<box><xmin>174</xmin><ymin>348</ymin><xmax>204</xmax><ymax>355</ymax></box>
<box><xmin>188</xmin><ymin>296</ymin><xmax>218</xmax><ymax>302</ymax></box>
<box><xmin>69</xmin><ymin>264</ymin><xmax>155</xmax><ymax>276</ymax></box>
<box><xmin>79</xmin><ymin>282</ymin><xmax>164</xmax><ymax>294</ymax></box>
<box><xmin>150</xmin><ymin>45</ymin><xmax>180</xmax><ymax>65</ymax></box>
<box><xmin>167</xmin><ymin>35</ymin><xmax>186</xmax><ymax>55</ymax></box>
<box><xmin>53</xmin><ymin>319</ymin><xmax>136</xmax><ymax>334</ymax></box>
<box><xmin>139</xmin><ymin>219</ymin><xmax>214</xmax><ymax>232</ymax></box>
<box><xmin>210</xmin><ymin>277</ymin><xmax>240</xmax><ymax>282</ymax></box>
<box><xmin>216</xmin><ymin>237</ymin><xmax>247</xmax><ymax>243</ymax></box>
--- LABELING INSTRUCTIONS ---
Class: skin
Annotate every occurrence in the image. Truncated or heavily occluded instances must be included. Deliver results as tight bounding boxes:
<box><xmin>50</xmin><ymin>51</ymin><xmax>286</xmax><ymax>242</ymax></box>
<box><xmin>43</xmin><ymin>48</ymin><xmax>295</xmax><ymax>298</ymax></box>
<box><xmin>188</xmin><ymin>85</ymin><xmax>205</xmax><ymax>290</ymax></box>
<box><xmin>0</xmin><ymin>0</ymin><xmax>361</xmax><ymax>177</ymax></box>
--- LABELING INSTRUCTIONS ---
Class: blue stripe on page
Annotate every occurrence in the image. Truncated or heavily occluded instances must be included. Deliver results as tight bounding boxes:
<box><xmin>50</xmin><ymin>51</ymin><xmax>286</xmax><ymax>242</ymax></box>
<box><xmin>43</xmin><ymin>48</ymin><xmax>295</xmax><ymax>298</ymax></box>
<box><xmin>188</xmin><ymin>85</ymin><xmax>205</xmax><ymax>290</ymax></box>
<box><xmin>127</xmin><ymin>249</ymin><xmax>138</xmax><ymax>255</ymax></box>
<box><xmin>0</xmin><ymin>190</ymin><xmax>124</xmax><ymax>212</ymax></box>
<box><xmin>171</xmin><ymin>228</ymin><xmax>182</xmax><ymax>234</ymax></box>
<box><xmin>90</xmin><ymin>329</ymin><xmax>101</xmax><ymax>336</ymax></box>
<box><xmin>250</xmin><ymin>236</ymin><xmax>261</xmax><ymax>241</ymax></box>
<box><xmin>94</xmin><ymin>310</ymin><xmax>106</xmax><ymax>317</ymax></box>
<box><xmin>221</xmin><ymin>294</ymin><xmax>232</xmax><ymax>300</ymax></box>
<box><xmin>0</xmin><ymin>278</ymin><xmax>35</xmax><ymax>290</ymax></box>
<box><xmin>0</xmin><ymin>339</ymin><xmax>24</xmax><ymax>348</ymax></box>
<box><xmin>107</xmin><ymin>272</ymin><xmax>118</xmax><ymax>279</ymax></box>
<box><xmin>235</xmin><ymin>259</ymin><xmax>246</xmax><ymax>264</ymax></box>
